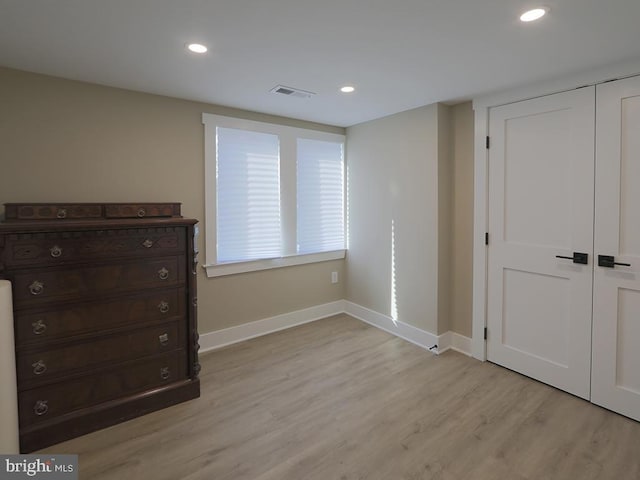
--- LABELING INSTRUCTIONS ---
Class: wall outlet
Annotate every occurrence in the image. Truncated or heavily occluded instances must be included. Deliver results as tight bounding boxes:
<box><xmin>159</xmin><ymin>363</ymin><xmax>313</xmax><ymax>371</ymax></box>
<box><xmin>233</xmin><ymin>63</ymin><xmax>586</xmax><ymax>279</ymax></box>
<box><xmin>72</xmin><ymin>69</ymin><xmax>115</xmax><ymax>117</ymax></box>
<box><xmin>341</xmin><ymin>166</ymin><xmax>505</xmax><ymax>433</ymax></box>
<box><xmin>331</xmin><ymin>271</ymin><xmax>339</xmax><ymax>284</ymax></box>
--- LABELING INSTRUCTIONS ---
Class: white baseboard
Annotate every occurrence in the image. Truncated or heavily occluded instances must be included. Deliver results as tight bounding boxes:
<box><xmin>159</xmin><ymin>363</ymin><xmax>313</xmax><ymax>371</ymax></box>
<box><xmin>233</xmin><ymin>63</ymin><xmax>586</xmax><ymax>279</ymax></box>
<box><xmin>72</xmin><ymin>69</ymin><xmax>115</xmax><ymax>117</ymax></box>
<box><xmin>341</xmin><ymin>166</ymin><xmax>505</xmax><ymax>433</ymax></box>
<box><xmin>199</xmin><ymin>299</ymin><xmax>473</xmax><ymax>357</ymax></box>
<box><xmin>344</xmin><ymin>301</ymin><xmax>441</xmax><ymax>354</ymax></box>
<box><xmin>199</xmin><ymin>300</ymin><xmax>346</xmax><ymax>352</ymax></box>
<box><xmin>436</xmin><ymin>331</ymin><xmax>473</xmax><ymax>356</ymax></box>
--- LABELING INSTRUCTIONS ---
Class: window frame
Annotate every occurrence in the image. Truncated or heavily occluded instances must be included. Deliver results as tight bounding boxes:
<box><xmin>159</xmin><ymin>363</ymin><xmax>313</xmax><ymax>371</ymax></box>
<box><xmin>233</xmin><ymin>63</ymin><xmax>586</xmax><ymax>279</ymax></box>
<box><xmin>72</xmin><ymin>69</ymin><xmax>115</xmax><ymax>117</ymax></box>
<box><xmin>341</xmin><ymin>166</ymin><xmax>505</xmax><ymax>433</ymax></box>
<box><xmin>202</xmin><ymin>113</ymin><xmax>346</xmax><ymax>278</ymax></box>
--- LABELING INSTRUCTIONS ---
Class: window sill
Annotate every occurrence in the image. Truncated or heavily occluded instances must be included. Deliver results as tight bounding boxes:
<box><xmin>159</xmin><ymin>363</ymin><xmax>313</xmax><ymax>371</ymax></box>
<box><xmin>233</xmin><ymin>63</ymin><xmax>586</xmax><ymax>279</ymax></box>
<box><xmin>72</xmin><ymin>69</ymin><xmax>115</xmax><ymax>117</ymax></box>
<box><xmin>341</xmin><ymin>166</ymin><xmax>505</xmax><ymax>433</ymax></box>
<box><xmin>203</xmin><ymin>250</ymin><xmax>346</xmax><ymax>278</ymax></box>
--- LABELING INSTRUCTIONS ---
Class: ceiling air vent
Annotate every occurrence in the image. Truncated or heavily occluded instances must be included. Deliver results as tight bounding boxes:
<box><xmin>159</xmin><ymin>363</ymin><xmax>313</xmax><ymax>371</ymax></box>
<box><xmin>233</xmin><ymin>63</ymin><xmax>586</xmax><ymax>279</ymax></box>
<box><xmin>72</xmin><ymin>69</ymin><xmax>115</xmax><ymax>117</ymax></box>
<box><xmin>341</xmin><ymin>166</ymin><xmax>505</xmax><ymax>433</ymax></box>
<box><xmin>270</xmin><ymin>85</ymin><xmax>316</xmax><ymax>99</ymax></box>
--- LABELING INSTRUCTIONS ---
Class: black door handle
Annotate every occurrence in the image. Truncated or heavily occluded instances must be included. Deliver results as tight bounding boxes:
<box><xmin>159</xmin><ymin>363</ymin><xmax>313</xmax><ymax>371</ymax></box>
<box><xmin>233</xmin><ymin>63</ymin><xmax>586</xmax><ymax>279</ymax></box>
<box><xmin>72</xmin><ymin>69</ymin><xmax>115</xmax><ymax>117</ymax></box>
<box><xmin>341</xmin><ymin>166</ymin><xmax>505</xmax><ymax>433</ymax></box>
<box><xmin>556</xmin><ymin>252</ymin><xmax>588</xmax><ymax>265</ymax></box>
<box><xmin>598</xmin><ymin>255</ymin><xmax>631</xmax><ymax>268</ymax></box>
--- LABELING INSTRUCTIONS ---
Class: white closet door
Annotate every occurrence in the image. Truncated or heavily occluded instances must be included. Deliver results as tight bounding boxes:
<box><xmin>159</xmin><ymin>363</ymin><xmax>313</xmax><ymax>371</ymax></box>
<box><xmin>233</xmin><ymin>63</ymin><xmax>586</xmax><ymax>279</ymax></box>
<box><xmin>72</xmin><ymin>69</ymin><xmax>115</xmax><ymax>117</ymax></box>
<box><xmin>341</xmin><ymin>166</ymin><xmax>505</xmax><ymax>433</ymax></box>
<box><xmin>487</xmin><ymin>87</ymin><xmax>595</xmax><ymax>399</ymax></box>
<box><xmin>592</xmin><ymin>76</ymin><xmax>640</xmax><ymax>421</ymax></box>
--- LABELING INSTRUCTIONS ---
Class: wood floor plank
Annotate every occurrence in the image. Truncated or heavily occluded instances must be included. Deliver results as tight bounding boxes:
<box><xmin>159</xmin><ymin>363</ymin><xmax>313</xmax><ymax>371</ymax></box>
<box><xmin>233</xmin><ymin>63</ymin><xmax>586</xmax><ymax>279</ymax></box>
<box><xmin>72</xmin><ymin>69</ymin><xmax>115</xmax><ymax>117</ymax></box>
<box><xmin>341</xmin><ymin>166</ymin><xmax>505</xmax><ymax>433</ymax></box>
<box><xmin>39</xmin><ymin>314</ymin><xmax>640</xmax><ymax>479</ymax></box>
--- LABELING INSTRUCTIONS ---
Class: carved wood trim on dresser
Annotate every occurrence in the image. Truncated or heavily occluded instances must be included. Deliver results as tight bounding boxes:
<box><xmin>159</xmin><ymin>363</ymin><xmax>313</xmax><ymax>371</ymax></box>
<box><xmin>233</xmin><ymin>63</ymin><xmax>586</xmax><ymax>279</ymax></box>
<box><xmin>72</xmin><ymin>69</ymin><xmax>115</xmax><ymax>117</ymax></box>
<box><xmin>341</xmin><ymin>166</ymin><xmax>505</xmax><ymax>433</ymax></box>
<box><xmin>0</xmin><ymin>203</ymin><xmax>200</xmax><ymax>452</ymax></box>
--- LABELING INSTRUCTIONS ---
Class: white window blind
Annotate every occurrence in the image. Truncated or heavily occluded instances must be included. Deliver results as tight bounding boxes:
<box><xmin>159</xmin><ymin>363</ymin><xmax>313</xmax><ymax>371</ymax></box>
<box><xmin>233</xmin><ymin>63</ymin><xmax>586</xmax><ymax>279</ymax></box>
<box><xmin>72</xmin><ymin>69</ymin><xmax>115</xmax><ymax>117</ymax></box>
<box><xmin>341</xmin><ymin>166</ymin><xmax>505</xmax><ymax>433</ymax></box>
<box><xmin>297</xmin><ymin>138</ymin><xmax>345</xmax><ymax>254</ymax></box>
<box><xmin>216</xmin><ymin>127</ymin><xmax>281</xmax><ymax>263</ymax></box>
<box><xmin>203</xmin><ymin>113</ymin><xmax>346</xmax><ymax>277</ymax></box>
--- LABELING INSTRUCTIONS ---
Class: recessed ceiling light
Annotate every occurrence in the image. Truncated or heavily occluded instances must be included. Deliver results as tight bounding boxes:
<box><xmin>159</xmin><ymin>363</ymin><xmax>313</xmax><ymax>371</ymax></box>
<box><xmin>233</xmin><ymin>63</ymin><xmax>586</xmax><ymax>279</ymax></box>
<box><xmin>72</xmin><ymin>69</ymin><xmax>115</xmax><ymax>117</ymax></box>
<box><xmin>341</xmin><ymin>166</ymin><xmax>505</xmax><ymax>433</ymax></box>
<box><xmin>520</xmin><ymin>7</ymin><xmax>548</xmax><ymax>22</ymax></box>
<box><xmin>187</xmin><ymin>43</ymin><xmax>208</xmax><ymax>54</ymax></box>
<box><xmin>340</xmin><ymin>86</ymin><xmax>355</xmax><ymax>93</ymax></box>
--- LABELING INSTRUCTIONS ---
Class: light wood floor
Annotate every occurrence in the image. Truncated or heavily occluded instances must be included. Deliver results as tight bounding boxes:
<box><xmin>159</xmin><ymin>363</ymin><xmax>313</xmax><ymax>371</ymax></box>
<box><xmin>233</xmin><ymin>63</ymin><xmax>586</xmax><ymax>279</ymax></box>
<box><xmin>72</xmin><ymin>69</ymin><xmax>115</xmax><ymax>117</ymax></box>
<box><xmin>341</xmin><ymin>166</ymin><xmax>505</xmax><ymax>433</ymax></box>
<box><xmin>41</xmin><ymin>314</ymin><xmax>640</xmax><ymax>479</ymax></box>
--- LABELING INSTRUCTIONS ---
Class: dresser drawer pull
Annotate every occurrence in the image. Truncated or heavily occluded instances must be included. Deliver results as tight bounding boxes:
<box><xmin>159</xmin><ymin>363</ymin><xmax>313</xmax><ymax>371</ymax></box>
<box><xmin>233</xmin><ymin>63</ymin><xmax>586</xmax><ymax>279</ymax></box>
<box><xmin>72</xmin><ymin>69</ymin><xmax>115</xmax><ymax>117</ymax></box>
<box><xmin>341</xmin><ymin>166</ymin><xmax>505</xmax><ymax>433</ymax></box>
<box><xmin>50</xmin><ymin>245</ymin><xmax>63</xmax><ymax>258</ymax></box>
<box><xmin>34</xmin><ymin>400</ymin><xmax>49</xmax><ymax>416</ymax></box>
<box><xmin>158</xmin><ymin>301</ymin><xmax>170</xmax><ymax>313</ymax></box>
<box><xmin>137</xmin><ymin>208</ymin><xmax>147</xmax><ymax>218</ymax></box>
<box><xmin>160</xmin><ymin>367</ymin><xmax>170</xmax><ymax>380</ymax></box>
<box><xmin>159</xmin><ymin>333</ymin><xmax>169</xmax><ymax>346</ymax></box>
<box><xmin>56</xmin><ymin>209</ymin><xmax>67</xmax><ymax>219</ymax></box>
<box><xmin>32</xmin><ymin>319</ymin><xmax>47</xmax><ymax>335</ymax></box>
<box><xmin>158</xmin><ymin>267</ymin><xmax>169</xmax><ymax>280</ymax></box>
<box><xmin>29</xmin><ymin>281</ymin><xmax>45</xmax><ymax>296</ymax></box>
<box><xmin>32</xmin><ymin>360</ymin><xmax>47</xmax><ymax>375</ymax></box>
<box><xmin>142</xmin><ymin>239</ymin><xmax>154</xmax><ymax>248</ymax></box>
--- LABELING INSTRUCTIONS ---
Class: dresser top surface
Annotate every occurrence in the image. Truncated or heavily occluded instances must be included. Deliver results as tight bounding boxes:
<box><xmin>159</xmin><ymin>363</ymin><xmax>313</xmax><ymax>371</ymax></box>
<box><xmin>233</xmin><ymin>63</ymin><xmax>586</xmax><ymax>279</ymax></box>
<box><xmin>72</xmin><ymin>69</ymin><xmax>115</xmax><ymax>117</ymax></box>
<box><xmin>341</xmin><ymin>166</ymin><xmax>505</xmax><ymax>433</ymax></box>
<box><xmin>0</xmin><ymin>217</ymin><xmax>198</xmax><ymax>233</ymax></box>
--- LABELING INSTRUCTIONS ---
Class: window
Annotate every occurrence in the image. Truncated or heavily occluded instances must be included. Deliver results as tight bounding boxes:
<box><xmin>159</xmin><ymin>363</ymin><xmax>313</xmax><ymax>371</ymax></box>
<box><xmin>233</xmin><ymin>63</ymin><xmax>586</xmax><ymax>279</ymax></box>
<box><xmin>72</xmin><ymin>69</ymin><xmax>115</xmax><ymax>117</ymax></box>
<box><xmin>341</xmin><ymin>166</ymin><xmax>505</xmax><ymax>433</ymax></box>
<box><xmin>297</xmin><ymin>138</ymin><xmax>345</xmax><ymax>254</ymax></box>
<box><xmin>203</xmin><ymin>114</ymin><xmax>345</xmax><ymax>277</ymax></box>
<box><xmin>216</xmin><ymin>127</ymin><xmax>281</xmax><ymax>263</ymax></box>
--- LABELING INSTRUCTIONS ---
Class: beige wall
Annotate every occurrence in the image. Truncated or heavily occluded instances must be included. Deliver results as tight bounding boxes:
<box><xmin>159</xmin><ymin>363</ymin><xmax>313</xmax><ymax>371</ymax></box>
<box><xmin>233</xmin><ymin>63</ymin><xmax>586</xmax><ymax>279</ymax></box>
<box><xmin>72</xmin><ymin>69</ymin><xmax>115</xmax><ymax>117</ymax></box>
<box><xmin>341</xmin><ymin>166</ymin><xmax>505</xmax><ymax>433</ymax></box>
<box><xmin>437</xmin><ymin>104</ymin><xmax>453</xmax><ymax>335</ymax></box>
<box><xmin>345</xmin><ymin>101</ymin><xmax>474</xmax><ymax>338</ymax></box>
<box><xmin>345</xmin><ymin>104</ymin><xmax>441</xmax><ymax>334</ymax></box>
<box><xmin>450</xmin><ymin>102</ymin><xmax>474</xmax><ymax>337</ymax></box>
<box><xmin>0</xmin><ymin>67</ymin><xmax>476</xmax><ymax>340</ymax></box>
<box><xmin>0</xmin><ymin>67</ymin><xmax>346</xmax><ymax>334</ymax></box>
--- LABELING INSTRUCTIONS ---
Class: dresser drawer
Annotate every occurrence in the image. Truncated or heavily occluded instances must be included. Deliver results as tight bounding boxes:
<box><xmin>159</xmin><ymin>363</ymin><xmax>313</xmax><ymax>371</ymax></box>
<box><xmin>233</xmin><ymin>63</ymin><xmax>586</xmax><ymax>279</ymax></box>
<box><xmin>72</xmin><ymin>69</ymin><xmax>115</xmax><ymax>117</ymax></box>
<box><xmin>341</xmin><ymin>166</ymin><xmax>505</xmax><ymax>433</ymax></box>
<box><xmin>12</xmin><ymin>256</ymin><xmax>185</xmax><ymax>307</ymax></box>
<box><xmin>4</xmin><ymin>227</ymin><xmax>185</xmax><ymax>267</ymax></box>
<box><xmin>104</xmin><ymin>203</ymin><xmax>180</xmax><ymax>219</ymax></box>
<box><xmin>17</xmin><ymin>322</ymin><xmax>182</xmax><ymax>385</ymax></box>
<box><xmin>4</xmin><ymin>202</ymin><xmax>181</xmax><ymax>221</ymax></box>
<box><xmin>15</xmin><ymin>287</ymin><xmax>185</xmax><ymax>346</ymax></box>
<box><xmin>4</xmin><ymin>204</ymin><xmax>103</xmax><ymax>221</ymax></box>
<box><xmin>19</xmin><ymin>351</ymin><xmax>187</xmax><ymax>427</ymax></box>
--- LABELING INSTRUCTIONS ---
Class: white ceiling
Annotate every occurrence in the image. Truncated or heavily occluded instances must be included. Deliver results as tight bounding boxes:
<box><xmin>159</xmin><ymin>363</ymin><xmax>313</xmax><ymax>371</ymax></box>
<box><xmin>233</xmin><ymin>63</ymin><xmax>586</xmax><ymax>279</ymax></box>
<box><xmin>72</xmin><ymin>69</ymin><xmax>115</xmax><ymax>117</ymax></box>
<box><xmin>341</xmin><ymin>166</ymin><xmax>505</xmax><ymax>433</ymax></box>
<box><xmin>1</xmin><ymin>0</ymin><xmax>640</xmax><ymax>127</ymax></box>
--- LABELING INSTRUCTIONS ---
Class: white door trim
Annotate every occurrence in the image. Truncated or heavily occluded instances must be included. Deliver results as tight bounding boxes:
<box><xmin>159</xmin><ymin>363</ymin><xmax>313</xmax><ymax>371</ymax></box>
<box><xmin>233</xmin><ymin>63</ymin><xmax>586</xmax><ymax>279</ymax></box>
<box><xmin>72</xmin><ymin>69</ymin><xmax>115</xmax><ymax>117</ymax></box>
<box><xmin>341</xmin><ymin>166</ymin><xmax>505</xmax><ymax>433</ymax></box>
<box><xmin>471</xmin><ymin>106</ymin><xmax>489</xmax><ymax>360</ymax></box>
<box><xmin>470</xmin><ymin>59</ymin><xmax>640</xmax><ymax>362</ymax></box>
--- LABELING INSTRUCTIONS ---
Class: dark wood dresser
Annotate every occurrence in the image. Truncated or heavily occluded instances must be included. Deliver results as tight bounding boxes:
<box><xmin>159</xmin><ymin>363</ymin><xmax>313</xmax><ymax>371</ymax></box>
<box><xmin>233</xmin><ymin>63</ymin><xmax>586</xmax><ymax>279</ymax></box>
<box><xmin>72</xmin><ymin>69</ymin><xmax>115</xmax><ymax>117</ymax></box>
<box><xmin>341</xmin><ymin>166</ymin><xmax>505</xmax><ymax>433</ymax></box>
<box><xmin>0</xmin><ymin>203</ymin><xmax>200</xmax><ymax>452</ymax></box>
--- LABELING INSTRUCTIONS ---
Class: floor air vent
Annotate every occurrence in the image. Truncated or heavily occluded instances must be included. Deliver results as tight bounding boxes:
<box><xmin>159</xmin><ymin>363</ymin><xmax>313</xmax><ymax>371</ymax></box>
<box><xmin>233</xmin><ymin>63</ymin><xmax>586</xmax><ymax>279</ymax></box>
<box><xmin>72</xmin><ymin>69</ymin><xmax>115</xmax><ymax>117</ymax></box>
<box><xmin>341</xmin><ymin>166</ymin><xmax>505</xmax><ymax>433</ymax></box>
<box><xmin>270</xmin><ymin>85</ymin><xmax>316</xmax><ymax>99</ymax></box>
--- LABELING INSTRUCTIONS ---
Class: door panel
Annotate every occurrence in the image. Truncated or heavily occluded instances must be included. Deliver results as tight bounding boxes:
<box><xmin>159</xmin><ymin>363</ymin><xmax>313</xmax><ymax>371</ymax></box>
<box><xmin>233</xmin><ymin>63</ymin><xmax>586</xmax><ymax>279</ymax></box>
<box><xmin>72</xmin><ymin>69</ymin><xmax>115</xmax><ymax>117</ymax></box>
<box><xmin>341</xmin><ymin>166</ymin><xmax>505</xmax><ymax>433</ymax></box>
<box><xmin>616</xmin><ymin>288</ymin><xmax>640</xmax><ymax>395</ymax></box>
<box><xmin>503</xmin><ymin>108</ymin><xmax>574</xmax><ymax>248</ymax></box>
<box><xmin>502</xmin><ymin>268</ymin><xmax>570</xmax><ymax>367</ymax></box>
<box><xmin>487</xmin><ymin>87</ymin><xmax>595</xmax><ymax>400</ymax></box>
<box><xmin>619</xmin><ymin>96</ymin><xmax>640</xmax><ymax>257</ymax></box>
<box><xmin>592</xmin><ymin>76</ymin><xmax>640</xmax><ymax>421</ymax></box>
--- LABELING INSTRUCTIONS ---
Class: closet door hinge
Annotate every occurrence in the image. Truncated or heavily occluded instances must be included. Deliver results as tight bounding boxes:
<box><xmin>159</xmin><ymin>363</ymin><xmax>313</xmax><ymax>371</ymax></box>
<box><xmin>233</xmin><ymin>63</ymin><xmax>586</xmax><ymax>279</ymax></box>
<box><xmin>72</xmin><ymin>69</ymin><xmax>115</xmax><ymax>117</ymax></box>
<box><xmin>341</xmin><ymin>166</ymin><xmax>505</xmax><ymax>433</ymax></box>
<box><xmin>486</xmin><ymin>136</ymin><xmax>490</xmax><ymax>149</ymax></box>
<box><xmin>485</xmin><ymin>232</ymin><xmax>489</xmax><ymax>245</ymax></box>
<box><xmin>484</xmin><ymin>327</ymin><xmax>488</xmax><ymax>340</ymax></box>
